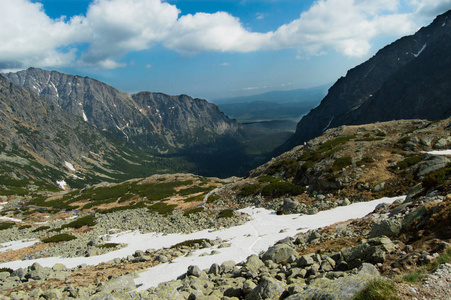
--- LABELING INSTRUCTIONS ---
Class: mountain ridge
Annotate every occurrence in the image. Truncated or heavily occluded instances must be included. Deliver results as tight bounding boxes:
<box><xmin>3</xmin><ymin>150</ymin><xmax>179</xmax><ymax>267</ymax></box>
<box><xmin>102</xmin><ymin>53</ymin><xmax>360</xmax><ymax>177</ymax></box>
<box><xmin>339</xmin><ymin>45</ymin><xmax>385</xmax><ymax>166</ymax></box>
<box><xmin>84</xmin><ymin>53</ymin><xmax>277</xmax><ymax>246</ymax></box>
<box><xmin>282</xmin><ymin>10</ymin><xmax>451</xmax><ymax>151</ymax></box>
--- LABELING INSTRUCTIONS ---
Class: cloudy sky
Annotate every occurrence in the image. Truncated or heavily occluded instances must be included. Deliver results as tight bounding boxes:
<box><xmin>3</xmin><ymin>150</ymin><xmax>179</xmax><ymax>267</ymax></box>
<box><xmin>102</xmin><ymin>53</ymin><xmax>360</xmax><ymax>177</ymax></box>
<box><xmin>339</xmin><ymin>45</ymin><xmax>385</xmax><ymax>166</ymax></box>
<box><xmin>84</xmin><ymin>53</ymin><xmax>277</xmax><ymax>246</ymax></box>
<box><xmin>0</xmin><ymin>0</ymin><xmax>450</xmax><ymax>100</ymax></box>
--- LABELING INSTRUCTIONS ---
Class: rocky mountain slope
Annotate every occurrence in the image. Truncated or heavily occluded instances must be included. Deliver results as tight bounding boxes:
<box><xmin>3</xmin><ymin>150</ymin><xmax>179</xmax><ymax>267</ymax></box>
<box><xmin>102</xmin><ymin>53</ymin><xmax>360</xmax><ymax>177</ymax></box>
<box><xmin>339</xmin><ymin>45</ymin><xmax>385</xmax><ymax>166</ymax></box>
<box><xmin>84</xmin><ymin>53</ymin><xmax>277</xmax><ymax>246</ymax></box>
<box><xmin>4</xmin><ymin>68</ymin><xmax>239</xmax><ymax>152</ymax></box>
<box><xmin>0</xmin><ymin>118</ymin><xmax>449</xmax><ymax>299</ymax></box>
<box><xmin>283</xmin><ymin>10</ymin><xmax>451</xmax><ymax>151</ymax></box>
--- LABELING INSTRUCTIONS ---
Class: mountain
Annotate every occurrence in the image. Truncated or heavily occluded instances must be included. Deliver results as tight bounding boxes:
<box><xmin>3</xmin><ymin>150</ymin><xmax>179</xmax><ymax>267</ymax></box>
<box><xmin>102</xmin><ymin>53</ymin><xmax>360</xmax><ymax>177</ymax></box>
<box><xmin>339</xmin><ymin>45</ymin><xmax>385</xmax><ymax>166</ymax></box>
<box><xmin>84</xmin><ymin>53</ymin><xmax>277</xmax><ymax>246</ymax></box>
<box><xmin>284</xmin><ymin>10</ymin><xmax>451</xmax><ymax>150</ymax></box>
<box><xmin>214</xmin><ymin>86</ymin><xmax>327</xmax><ymax>121</ymax></box>
<box><xmin>4</xmin><ymin>68</ymin><xmax>238</xmax><ymax>152</ymax></box>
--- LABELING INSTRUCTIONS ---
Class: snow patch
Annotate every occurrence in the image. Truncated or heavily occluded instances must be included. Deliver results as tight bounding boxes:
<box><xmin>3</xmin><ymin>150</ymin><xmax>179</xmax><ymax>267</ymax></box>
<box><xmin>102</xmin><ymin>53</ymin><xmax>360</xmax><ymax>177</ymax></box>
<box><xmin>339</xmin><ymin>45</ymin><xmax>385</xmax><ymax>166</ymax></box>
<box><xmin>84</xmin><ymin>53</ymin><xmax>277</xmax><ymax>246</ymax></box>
<box><xmin>427</xmin><ymin>150</ymin><xmax>451</xmax><ymax>155</ymax></box>
<box><xmin>413</xmin><ymin>43</ymin><xmax>427</xmax><ymax>57</ymax></box>
<box><xmin>82</xmin><ymin>110</ymin><xmax>88</xmax><ymax>122</ymax></box>
<box><xmin>0</xmin><ymin>216</ymin><xmax>22</xmax><ymax>223</ymax></box>
<box><xmin>65</xmin><ymin>161</ymin><xmax>76</xmax><ymax>172</ymax></box>
<box><xmin>0</xmin><ymin>196</ymin><xmax>401</xmax><ymax>288</ymax></box>
<box><xmin>56</xmin><ymin>180</ymin><xmax>67</xmax><ymax>190</ymax></box>
<box><xmin>0</xmin><ymin>240</ymin><xmax>39</xmax><ymax>253</ymax></box>
<box><xmin>323</xmin><ymin>116</ymin><xmax>334</xmax><ymax>132</ymax></box>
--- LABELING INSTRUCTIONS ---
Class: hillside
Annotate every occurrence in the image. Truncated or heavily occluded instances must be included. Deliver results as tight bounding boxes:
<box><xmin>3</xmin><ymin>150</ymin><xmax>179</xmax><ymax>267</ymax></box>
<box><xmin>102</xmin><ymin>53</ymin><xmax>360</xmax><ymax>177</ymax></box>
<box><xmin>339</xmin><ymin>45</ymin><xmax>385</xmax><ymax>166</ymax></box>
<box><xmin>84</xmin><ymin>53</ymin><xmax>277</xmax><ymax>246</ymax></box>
<box><xmin>283</xmin><ymin>10</ymin><xmax>451</xmax><ymax>151</ymax></box>
<box><xmin>0</xmin><ymin>118</ymin><xmax>450</xmax><ymax>299</ymax></box>
<box><xmin>4</xmin><ymin>68</ymin><xmax>239</xmax><ymax>152</ymax></box>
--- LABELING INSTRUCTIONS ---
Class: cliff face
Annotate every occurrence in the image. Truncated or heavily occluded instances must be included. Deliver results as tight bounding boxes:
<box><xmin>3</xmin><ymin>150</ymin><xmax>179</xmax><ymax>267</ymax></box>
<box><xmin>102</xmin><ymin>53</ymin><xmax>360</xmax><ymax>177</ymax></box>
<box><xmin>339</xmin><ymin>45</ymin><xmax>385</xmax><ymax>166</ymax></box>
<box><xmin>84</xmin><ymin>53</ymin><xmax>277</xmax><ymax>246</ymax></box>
<box><xmin>4</xmin><ymin>68</ymin><xmax>238</xmax><ymax>151</ymax></box>
<box><xmin>285</xmin><ymin>10</ymin><xmax>451</xmax><ymax>149</ymax></box>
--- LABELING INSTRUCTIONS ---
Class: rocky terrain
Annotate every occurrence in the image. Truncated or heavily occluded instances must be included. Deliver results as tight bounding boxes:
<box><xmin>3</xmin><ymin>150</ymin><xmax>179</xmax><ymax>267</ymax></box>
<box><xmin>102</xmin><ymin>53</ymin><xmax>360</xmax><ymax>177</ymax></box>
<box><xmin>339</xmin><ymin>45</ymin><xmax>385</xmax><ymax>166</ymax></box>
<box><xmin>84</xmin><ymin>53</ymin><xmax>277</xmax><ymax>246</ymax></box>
<box><xmin>0</xmin><ymin>118</ymin><xmax>449</xmax><ymax>299</ymax></box>
<box><xmin>282</xmin><ymin>9</ymin><xmax>451</xmax><ymax>151</ymax></box>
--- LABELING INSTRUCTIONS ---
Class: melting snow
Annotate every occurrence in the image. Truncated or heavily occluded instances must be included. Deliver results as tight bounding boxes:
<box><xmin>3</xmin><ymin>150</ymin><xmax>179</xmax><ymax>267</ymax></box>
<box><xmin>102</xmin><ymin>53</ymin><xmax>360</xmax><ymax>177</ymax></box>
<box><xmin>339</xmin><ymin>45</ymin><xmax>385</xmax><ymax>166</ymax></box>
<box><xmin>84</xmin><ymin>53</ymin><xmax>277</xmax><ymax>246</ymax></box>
<box><xmin>428</xmin><ymin>149</ymin><xmax>451</xmax><ymax>155</ymax></box>
<box><xmin>65</xmin><ymin>161</ymin><xmax>76</xmax><ymax>172</ymax></box>
<box><xmin>0</xmin><ymin>196</ymin><xmax>401</xmax><ymax>290</ymax></box>
<box><xmin>413</xmin><ymin>43</ymin><xmax>427</xmax><ymax>57</ymax></box>
<box><xmin>82</xmin><ymin>110</ymin><xmax>88</xmax><ymax>122</ymax></box>
<box><xmin>0</xmin><ymin>240</ymin><xmax>39</xmax><ymax>253</ymax></box>
<box><xmin>56</xmin><ymin>180</ymin><xmax>67</xmax><ymax>190</ymax></box>
<box><xmin>0</xmin><ymin>216</ymin><xmax>22</xmax><ymax>222</ymax></box>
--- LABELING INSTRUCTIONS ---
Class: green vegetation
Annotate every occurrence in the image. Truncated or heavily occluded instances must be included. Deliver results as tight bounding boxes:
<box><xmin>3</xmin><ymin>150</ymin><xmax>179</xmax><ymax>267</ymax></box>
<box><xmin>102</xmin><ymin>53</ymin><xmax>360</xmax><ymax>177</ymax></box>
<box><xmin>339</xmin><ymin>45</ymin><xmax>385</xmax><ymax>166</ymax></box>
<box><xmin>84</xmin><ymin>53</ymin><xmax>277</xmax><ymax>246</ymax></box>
<box><xmin>394</xmin><ymin>155</ymin><xmax>423</xmax><ymax>170</ymax></box>
<box><xmin>61</xmin><ymin>215</ymin><xmax>96</xmax><ymax>229</ymax></box>
<box><xmin>98</xmin><ymin>243</ymin><xmax>120</xmax><ymax>249</ymax></box>
<box><xmin>0</xmin><ymin>267</ymin><xmax>13</xmax><ymax>274</ymax></box>
<box><xmin>184</xmin><ymin>194</ymin><xmax>205</xmax><ymax>202</ymax></box>
<box><xmin>217</xmin><ymin>209</ymin><xmax>234</xmax><ymax>218</ymax></box>
<box><xmin>32</xmin><ymin>226</ymin><xmax>50</xmax><ymax>232</ymax></box>
<box><xmin>402</xmin><ymin>247</ymin><xmax>451</xmax><ymax>283</ymax></box>
<box><xmin>353</xmin><ymin>278</ymin><xmax>399</xmax><ymax>300</ymax></box>
<box><xmin>397</xmin><ymin>136</ymin><xmax>411</xmax><ymax>144</ymax></box>
<box><xmin>178</xmin><ymin>186</ymin><xmax>213</xmax><ymax>196</ymax></box>
<box><xmin>259</xmin><ymin>176</ymin><xmax>281</xmax><ymax>183</ymax></box>
<box><xmin>261</xmin><ymin>182</ymin><xmax>305</xmax><ymax>197</ymax></box>
<box><xmin>18</xmin><ymin>225</ymin><xmax>32</xmax><ymax>230</ymax></box>
<box><xmin>206</xmin><ymin>194</ymin><xmax>219</xmax><ymax>204</ymax></box>
<box><xmin>422</xmin><ymin>165</ymin><xmax>451</xmax><ymax>189</ymax></box>
<box><xmin>355</xmin><ymin>137</ymin><xmax>385</xmax><ymax>142</ymax></box>
<box><xmin>42</xmin><ymin>233</ymin><xmax>77</xmax><ymax>243</ymax></box>
<box><xmin>331</xmin><ymin>156</ymin><xmax>353</xmax><ymax>171</ymax></box>
<box><xmin>97</xmin><ymin>201</ymin><xmax>147</xmax><ymax>214</ymax></box>
<box><xmin>356</xmin><ymin>156</ymin><xmax>375</xmax><ymax>166</ymax></box>
<box><xmin>298</xmin><ymin>135</ymin><xmax>356</xmax><ymax>170</ymax></box>
<box><xmin>0</xmin><ymin>222</ymin><xmax>15</xmax><ymax>231</ymax></box>
<box><xmin>147</xmin><ymin>202</ymin><xmax>176</xmax><ymax>216</ymax></box>
<box><xmin>239</xmin><ymin>184</ymin><xmax>262</xmax><ymax>197</ymax></box>
<box><xmin>183</xmin><ymin>207</ymin><xmax>204</xmax><ymax>216</ymax></box>
<box><xmin>267</xmin><ymin>159</ymin><xmax>299</xmax><ymax>178</ymax></box>
<box><xmin>171</xmin><ymin>239</ymin><xmax>209</xmax><ymax>249</ymax></box>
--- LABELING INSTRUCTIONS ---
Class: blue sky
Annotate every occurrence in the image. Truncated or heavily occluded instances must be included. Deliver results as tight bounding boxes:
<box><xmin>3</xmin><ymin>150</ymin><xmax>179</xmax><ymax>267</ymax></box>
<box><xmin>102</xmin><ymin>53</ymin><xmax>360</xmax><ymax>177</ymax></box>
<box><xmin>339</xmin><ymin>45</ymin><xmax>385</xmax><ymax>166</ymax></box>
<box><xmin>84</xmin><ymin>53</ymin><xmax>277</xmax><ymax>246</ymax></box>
<box><xmin>1</xmin><ymin>0</ymin><xmax>450</xmax><ymax>100</ymax></box>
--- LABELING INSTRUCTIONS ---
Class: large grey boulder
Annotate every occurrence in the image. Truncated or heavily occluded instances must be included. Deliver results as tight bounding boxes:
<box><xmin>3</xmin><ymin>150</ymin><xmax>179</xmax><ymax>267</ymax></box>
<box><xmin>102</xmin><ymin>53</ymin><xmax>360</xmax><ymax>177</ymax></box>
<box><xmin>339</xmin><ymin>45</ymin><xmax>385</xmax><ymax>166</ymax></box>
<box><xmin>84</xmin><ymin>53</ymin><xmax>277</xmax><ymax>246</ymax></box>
<box><xmin>100</xmin><ymin>275</ymin><xmax>136</xmax><ymax>293</ymax></box>
<box><xmin>283</xmin><ymin>198</ymin><xmax>300</xmax><ymax>214</ymax></box>
<box><xmin>417</xmin><ymin>155</ymin><xmax>449</xmax><ymax>176</ymax></box>
<box><xmin>262</xmin><ymin>244</ymin><xmax>297</xmax><ymax>263</ymax></box>
<box><xmin>369</xmin><ymin>219</ymin><xmax>402</xmax><ymax>238</ymax></box>
<box><xmin>245</xmin><ymin>276</ymin><xmax>285</xmax><ymax>300</ymax></box>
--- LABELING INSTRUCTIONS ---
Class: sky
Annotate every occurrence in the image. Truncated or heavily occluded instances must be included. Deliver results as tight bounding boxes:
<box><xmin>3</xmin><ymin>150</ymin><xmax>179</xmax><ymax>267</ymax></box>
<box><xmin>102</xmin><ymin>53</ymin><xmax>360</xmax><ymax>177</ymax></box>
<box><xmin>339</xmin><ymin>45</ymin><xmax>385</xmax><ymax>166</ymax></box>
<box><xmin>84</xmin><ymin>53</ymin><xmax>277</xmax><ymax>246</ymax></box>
<box><xmin>0</xmin><ymin>0</ymin><xmax>450</xmax><ymax>100</ymax></box>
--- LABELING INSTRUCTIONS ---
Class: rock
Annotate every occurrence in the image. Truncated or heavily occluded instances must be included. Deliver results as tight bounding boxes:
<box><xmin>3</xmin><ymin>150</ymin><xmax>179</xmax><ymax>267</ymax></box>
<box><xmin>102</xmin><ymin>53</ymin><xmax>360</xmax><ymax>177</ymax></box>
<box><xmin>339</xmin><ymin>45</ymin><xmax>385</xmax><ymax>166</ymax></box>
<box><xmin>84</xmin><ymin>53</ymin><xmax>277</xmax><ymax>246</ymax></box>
<box><xmin>52</xmin><ymin>263</ymin><xmax>67</xmax><ymax>272</ymax></box>
<box><xmin>358</xmin><ymin>263</ymin><xmax>380</xmax><ymax>277</ymax></box>
<box><xmin>209</xmin><ymin>263</ymin><xmax>220</xmax><ymax>275</ymax></box>
<box><xmin>42</xmin><ymin>289</ymin><xmax>63</xmax><ymax>300</ymax></box>
<box><xmin>433</xmin><ymin>138</ymin><xmax>449</xmax><ymax>149</ymax></box>
<box><xmin>100</xmin><ymin>275</ymin><xmax>136</xmax><ymax>293</ymax></box>
<box><xmin>283</xmin><ymin>198</ymin><xmax>300</xmax><ymax>214</ymax></box>
<box><xmin>417</xmin><ymin>155</ymin><xmax>449</xmax><ymax>176</ymax></box>
<box><xmin>338</xmin><ymin>198</ymin><xmax>351</xmax><ymax>206</ymax></box>
<box><xmin>220</xmin><ymin>261</ymin><xmax>236</xmax><ymax>274</ymax></box>
<box><xmin>241</xmin><ymin>254</ymin><xmax>265</xmax><ymax>278</ymax></box>
<box><xmin>262</xmin><ymin>244</ymin><xmax>297</xmax><ymax>263</ymax></box>
<box><xmin>187</xmin><ymin>265</ymin><xmax>202</xmax><ymax>277</ymax></box>
<box><xmin>372</xmin><ymin>182</ymin><xmax>385</xmax><ymax>192</ymax></box>
<box><xmin>156</xmin><ymin>255</ymin><xmax>169</xmax><ymax>263</ymax></box>
<box><xmin>0</xmin><ymin>271</ymin><xmax>10</xmax><ymax>280</ymax></box>
<box><xmin>297</xmin><ymin>254</ymin><xmax>315</xmax><ymax>267</ymax></box>
<box><xmin>369</xmin><ymin>219</ymin><xmax>402</xmax><ymax>238</ymax></box>
<box><xmin>404</xmin><ymin>184</ymin><xmax>424</xmax><ymax>203</ymax></box>
<box><xmin>402</xmin><ymin>205</ymin><xmax>427</xmax><ymax>230</ymax></box>
<box><xmin>243</xmin><ymin>279</ymin><xmax>257</xmax><ymax>295</ymax></box>
<box><xmin>245</xmin><ymin>277</ymin><xmax>285</xmax><ymax>300</ymax></box>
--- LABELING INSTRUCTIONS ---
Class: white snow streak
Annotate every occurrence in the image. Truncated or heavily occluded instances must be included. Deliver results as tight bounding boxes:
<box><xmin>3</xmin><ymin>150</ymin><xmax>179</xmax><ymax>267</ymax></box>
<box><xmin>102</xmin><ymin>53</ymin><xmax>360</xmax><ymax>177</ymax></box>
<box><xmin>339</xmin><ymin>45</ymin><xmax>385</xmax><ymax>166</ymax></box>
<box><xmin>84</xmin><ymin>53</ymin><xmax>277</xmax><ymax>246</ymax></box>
<box><xmin>413</xmin><ymin>43</ymin><xmax>426</xmax><ymax>57</ymax></box>
<box><xmin>82</xmin><ymin>110</ymin><xmax>88</xmax><ymax>122</ymax></box>
<box><xmin>56</xmin><ymin>180</ymin><xmax>67</xmax><ymax>190</ymax></box>
<box><xmin>65</xmin><ymin>161</ymin><xmax>76</xmax><ymax>172</ymax></box>
<box><xmin>0</xmin><ymin>240</ymin><xmax>39</xmax><ymax>253</ymax></box>
<box><xmin>427</xmin><ymin>149</ymin><xmax>451</xmax><ymax>155</ymax></box>
<box><xmin>323</xmin><ymin>116</ymin><xmax>334</xmax><ymax>132</ymax></box>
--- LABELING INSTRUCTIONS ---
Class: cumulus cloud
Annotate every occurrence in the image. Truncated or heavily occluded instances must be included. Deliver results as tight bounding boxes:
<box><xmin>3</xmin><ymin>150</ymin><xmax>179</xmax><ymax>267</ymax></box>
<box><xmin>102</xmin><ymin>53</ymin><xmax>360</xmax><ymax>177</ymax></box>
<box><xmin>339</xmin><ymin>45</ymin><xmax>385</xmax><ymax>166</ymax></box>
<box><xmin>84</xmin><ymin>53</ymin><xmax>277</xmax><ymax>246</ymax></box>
<box><xmin>164</xmin><ymin>12</ymin><xmax>272</xmax><ymax>53</ymax></box>
<box><xmin>0</xmin><ymin>0</ymin><xmax>449</xmax><ymax>70</ymax></box>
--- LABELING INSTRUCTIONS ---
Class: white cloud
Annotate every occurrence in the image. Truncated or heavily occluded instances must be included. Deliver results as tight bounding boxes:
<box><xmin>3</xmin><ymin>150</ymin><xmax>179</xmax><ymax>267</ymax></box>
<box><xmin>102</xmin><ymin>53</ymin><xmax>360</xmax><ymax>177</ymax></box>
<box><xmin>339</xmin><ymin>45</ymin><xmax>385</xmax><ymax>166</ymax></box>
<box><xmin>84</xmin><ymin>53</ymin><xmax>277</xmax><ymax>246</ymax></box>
<box><xmin>270</xmin><ymin>0</ymin><xmax>417</xmax><ymax>57</ymax></box>
<box><xmin>81</xmin><ymin>0</ymin><xmax>179</xmax><ymax>65</ymax></box>
<box><xmin>0</xmin><ymin>0</ymin><xmax>449</xmax><ymax>71</ymax></box>
<box><xmin>411</xmin><ymin>0</ymin><xmax>451</xmax><ymax>18</ymax></box>
<box><xmin>164</xmin><ymin>12</ymin><xmax>272</xmax><ymax>53</ymax></box>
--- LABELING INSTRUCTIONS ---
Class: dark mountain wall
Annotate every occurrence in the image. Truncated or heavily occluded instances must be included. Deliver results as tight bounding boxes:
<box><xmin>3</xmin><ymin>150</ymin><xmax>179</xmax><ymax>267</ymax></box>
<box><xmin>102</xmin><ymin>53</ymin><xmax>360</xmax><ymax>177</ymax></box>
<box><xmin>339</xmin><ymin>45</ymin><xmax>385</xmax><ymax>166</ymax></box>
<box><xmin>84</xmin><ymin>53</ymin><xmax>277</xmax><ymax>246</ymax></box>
<box><xmin>284</xmin><ymin>10</ymin><xmax>451</xmax><ymax>150</ymax></box>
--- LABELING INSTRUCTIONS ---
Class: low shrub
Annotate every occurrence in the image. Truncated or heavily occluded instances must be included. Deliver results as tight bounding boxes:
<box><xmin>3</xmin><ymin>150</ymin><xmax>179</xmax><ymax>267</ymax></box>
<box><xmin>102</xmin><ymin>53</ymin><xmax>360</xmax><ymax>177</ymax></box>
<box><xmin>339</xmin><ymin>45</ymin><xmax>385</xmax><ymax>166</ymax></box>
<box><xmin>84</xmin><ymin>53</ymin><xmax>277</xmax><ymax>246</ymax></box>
<box><xmin>61</xmin><ymin>215</ymin><xmax>96</xmax><ymax>229</ymax></box>
<box><xmin>147</xmin><ymin>202</ymin><xmax>176</xmax><ymax>216</ymax></box>
<box><xmin>171</xmin><ymin>239</ymin><xmax>209</xmax><ymax>249</ymax></box>
<box><xmin>395</xmin><ymin>155</ymin><xmax>423</xmax><ymax>170</ymax></box>
<box><xmin>32</xmin><ymin>226</ymin><xmax>50</xmax><ymax>232</ymax></box>
<box><xmin>353</xmin><ymin>278</ymin><xmax>399</xmax><ymax>300</ymax></box>
<box><xmin>261</xmin><ymin>182</ymin><xmax>305</xmax><ymax>198</ymax></box>
<box><xmin>331</xmin><ymin>157</ymin><xmax>353</xmax><ymax>172</ymax></box>
<box><xmin>0</xmin><ymin>222</ymin><xmax>15</xmax><ymax>231</ymax></box>
<box><xmin>0</xmin><ymin>267</ymin><xmax>13</xmax><ymax>274</ymax></box>
<box><xmin>42</xmin><ymin>233</ymin><xmax>77</xmax><ymax>243</ymax></box>
<box><xmin>238</xmin><ymin>184</ymin><xmax>261</xmax><ymax>197</ymax></box>
<box><xmin>183</xmin><ymin>207</ymin><xmax>204</xmax><ymax>216</ymax></box>
<box><xmin>206</xmin><ymin>194</ymin><xmax>219</xmax><ymax>204</ymax></box>
<box><xmin>98</xmin><ymin>243</ymin><xmax>120</xmax><ymax>249</ymax></box>
<box><xmin>217</xmin><ymin>209</ymin><xmax>234</xmax><ymax>218</ymax></box>
<box><xmin>422</xmin><ymin>167</ymin><xmax>451</xmax><ymax>189</ymax></box>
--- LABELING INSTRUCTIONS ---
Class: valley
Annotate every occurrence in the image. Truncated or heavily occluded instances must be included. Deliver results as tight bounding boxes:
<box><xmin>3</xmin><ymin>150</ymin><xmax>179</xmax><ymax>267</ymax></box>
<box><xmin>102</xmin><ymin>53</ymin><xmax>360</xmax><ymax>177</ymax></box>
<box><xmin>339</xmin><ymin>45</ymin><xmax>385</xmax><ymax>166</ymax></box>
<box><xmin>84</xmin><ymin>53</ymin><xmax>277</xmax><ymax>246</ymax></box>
<box><xmin>0</xmin><ymin>7</ymin><xmax>450</xmax><ymax>300</ymax></box>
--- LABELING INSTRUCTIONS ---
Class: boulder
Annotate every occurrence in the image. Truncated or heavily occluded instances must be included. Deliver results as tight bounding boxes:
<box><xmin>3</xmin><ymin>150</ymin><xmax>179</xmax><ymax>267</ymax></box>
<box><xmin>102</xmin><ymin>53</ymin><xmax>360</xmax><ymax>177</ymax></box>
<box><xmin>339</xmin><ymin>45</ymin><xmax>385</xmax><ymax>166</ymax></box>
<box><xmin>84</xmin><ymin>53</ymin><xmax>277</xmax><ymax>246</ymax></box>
<box><xmin>283</xmin><ymin>198</ymin><xmax>300</xmax><ymax>214</ymax></box>
<box><xmin>369</xmin><ymin>219</ymin><xmax>401</xmax><ymax>238</ymax></box>
<box><xmin>417</xmin><ymin>155</ymin><xmax>449</xmax><ymax>176</ymax></box>
<box><xmin>262</xmin><ymin>244</ymin><xmax>297</xmax><ymax>263</ymax></box>
<box><xmin>245</xmin><ymin>277</ymin><xmax>285</xmax><ymax>300</ymax></box>
<box><xmin>187</xmin><ymin>265</ymin><xmax>202</xmax><ymax>277</ymax></box>
<box><xmin>100</xmin><ymin>275</ymin><xmax>136</xmax><ymax>293</ymax></box>
<box><xmin>220</xmin><ymin>260</ymin><xmax>236</xmax><ymax>274</ymax></box>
